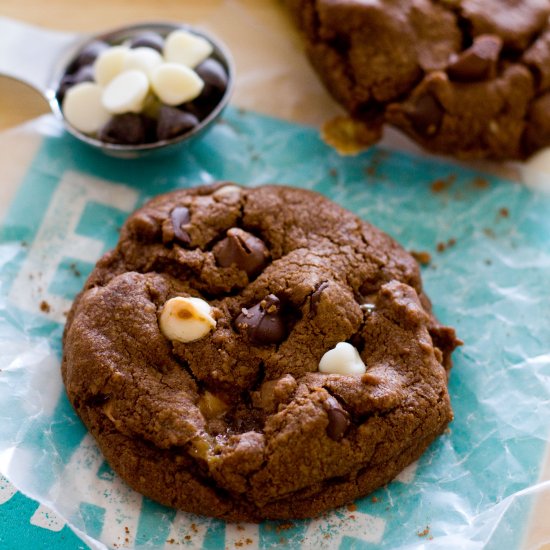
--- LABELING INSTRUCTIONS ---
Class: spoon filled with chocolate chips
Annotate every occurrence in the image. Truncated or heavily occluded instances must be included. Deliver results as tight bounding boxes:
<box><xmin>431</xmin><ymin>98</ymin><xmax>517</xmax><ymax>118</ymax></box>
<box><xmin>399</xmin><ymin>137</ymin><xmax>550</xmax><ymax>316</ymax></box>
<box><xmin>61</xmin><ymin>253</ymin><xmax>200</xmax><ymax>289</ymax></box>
<box><xmin>0</xmin><ymin>17</ymin><xmax>234</xmax><ymax>158</ymax></box>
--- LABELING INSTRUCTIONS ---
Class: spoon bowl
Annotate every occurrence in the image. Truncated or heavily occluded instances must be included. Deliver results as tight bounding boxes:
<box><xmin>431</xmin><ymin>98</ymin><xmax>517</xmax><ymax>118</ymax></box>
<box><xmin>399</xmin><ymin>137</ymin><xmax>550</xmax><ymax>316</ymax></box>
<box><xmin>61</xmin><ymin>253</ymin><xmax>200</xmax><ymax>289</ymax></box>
<box><xmin>0</xmin><ymin>18</ymin><xmax>234</xmax><ymax>158</ymax></box>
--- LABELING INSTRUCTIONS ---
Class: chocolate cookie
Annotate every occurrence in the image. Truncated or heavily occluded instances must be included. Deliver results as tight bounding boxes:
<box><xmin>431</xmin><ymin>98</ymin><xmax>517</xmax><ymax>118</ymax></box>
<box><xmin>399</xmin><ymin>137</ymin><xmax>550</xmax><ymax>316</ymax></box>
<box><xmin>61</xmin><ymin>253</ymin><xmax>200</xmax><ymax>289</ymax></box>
<box><xmin>285</xmin><ymin>0</ymin><xmax>550</xmax><ymax>160</ymax></box>
<box><xmin>62</xmin><ymin>183</ymin><xmax>461</xmax><ymax>521</ymax></box>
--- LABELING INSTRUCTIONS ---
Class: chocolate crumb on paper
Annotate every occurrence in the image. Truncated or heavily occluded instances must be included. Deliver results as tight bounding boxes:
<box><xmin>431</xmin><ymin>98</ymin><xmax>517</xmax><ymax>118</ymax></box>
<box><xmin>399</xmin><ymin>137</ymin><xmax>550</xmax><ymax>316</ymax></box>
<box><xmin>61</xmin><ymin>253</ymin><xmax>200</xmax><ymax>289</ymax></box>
<box><xmin>436</xmin><ymin>238</ymin><xmax>457</xmax><ymax>253</ymax></box>
<box><xmin>430</xmin><ymin>175</ymin><xmax>456</xmax><ymax>194</ymax></box>
<box><xmin>411</xmin><ymin>250</ymin><xmax>432</xmax><ymax>266</ymax></box>
<box><xmin>417</xmin><ymin>526</ymin><xmax>430</xmax><ymax>537</ymax></box>
<box><xmin>472</xmin><ymin>177</ymin><xmax>489</xmax><ymax>189</ymax></box>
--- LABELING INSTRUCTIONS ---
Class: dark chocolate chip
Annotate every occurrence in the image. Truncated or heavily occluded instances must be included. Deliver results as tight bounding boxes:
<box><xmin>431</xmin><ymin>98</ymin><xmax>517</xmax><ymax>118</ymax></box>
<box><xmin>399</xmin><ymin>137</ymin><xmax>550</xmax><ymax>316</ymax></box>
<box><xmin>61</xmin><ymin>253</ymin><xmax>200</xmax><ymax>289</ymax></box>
<box><xmin>97</xmin><ymin>113</ymin><xmax>148</xmax><ymax>144</ymax></box>
<box><xmin>127</xmin><ymin>213</ymin><xmax>160</xmax><ymax>242</ymax></box>
<box><xmin>325</xmin><ymin>396</ymin><xmax>350</xmax><ymax>441</ymax></box>
<box><xmin>74</xmin><ymin>40</ymin><xmax>109</xmax><ymax>69</ymax></box>
<box><xmin>236</xmin><ymin>294</ymin><xmax>286</xmax><ymax>345</ymax></box>
<box><xmin>128</xmin><ymin>32</ymin><xmax>165</xmax><ymax>53</ymax></box>
<box><xmin>407</xmin><ymin>94</ymin><xmax>443</xmax><ymax>136</ymax></box>
<box><xmin>181</xmin><ymin>59</ymin><xmax>228</xmax><ymax>121</ymax></box>
<box><xmin>195</xmin><ymin>58</ymin><xmax>228</xmax><ymax>96</ymax></box>
<box><xmin>57</xmin><ymin>65</ymin><xmax>95</xmax><ymax>101</ymax></box>
<box><xmin>447</xmin><ymin>35</ymin><xmax>502</xmax><ymax>82</ymax></box>
<box><xmin>213</xmin><ymin>228</ymin><xmax>269</xmax><ymax>277</ymax></box>
<box><xmin>310</xmin><ymin>281</ymin><xmax>329</xmax><ymax>316</ymax></box>
<box><xmin>170</xmin><ymin>206</ymin><xmax>191</xmax><ymax>245</ymax></box>
<box><xmin>74</xmin><ymin>64</ymin><xmax>96</xmax><ymax>83</ymax></box>
<box><xmin>156</xmin><ymin>106</ymin><xmax>199</xmax><ymax>141</ymax></box>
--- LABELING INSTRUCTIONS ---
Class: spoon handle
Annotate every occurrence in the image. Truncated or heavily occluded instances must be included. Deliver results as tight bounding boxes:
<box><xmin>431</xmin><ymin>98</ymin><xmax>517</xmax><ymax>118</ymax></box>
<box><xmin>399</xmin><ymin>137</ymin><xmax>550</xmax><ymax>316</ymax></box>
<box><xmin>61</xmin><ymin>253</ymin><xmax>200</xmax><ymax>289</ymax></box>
<box><xmin>0</xmin><ymin>16</ymin><xmax>81</xmax><ymax>99</ymax></box>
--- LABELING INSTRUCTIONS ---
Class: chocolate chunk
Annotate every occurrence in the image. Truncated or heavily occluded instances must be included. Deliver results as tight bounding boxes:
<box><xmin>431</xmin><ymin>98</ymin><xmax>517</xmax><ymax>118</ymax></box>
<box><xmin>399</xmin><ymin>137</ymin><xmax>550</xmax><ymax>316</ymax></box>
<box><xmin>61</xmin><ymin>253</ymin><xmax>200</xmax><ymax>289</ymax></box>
<box><xmin>195</xmin><ymin>58</ymin><xmax>228</xmax><ymax>97</ymax></box>
<box><xmin>156</xmin><ymin>106</ymin><xmax>199</xmax><ymax>141</ymax></box>
<box><xmin>325</xmin><ymin>396</ymin><xmax>350</xmax><ymax>441</ymax></box>
<box><xmin>406</xmin><ymin>94</ymin><xmax>443</xmax><ymax>136</ymax></box>
<box><xmin>74</xmin><ymin>40</ymin><xmax>109</xmax><ymax>69</ymax></box>
<box><xmin>236</xmin><ymin>294</ymin><xmax>286</xmax><ymax>345</ymax></box>
<box><xmin>128</xmin><ymin>32</ymin><xmax>164</xmax><ymax>53</ymax></box>
<box><xmin>170</xmin><ymin>206</ymin><xmax>191</xmax><ymax>245</ymax></box>
<box><xmin>213</xmin><ymin>228</ymin><xmax>269</xmax><ymax>277</ymax></box>
<box><xmin>183</xmin><ymin>59</ymin><xmax>228</xmax><ymax>121</ymax></box>
<box><xmin>310</xmin><ymin>281</ymin><xmax>329</xmax><ymax>316</ymax></box>
<box><xmin>447</xmin><ymin>35</ymin><xmax>502</xmax><ymax>82</ymax></box>
<box><xmin>127</xmin><ymin>213</ymin><xmax>160</xmax><ymax>242</ymax></box>
<box><xmin>97</xmin><ymin>113</ymin><xmax>148</xmax><ymax>145</ymax></box>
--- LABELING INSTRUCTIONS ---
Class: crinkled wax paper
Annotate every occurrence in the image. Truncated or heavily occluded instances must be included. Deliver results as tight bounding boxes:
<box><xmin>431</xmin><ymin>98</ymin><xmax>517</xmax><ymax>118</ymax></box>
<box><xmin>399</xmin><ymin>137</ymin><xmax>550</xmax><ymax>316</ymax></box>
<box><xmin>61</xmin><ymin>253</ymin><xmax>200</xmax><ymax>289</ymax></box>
<box><xmin>1</xmin><ymin>108</ymin><xmax>550</xmax><ymax>550</ymax></box>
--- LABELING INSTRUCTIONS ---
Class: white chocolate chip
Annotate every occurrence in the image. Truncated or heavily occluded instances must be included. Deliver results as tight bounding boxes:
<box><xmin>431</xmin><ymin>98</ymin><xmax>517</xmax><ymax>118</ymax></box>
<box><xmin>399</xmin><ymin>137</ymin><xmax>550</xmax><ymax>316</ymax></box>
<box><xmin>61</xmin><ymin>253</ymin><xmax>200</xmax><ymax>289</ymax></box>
<box><xmin>94</xmin><ymin>45</ymin><xmax>130</xmax><ymax>86</ymax></box>
<box><xmin>318</xmin><ymin>342</ymin><xmax>366</xmax><ymax>375</ymax></box>
<box><xmin>212</xmin><ymin>185</ymin><xmax>242</xmax><ymax>201</ymax></box>
<box><xmin>102</xmin><ymin>69</ymin><xmax>149</xmax><ymax>114</ymax></box>
<box><xmin>520</xmin><ymin>147</ymin><xmax>550</xmax><ymax>194</ymax></box>
<box><xmin>151</xmin><ymin>63</ymin><xmax>204</xmax><ymax>106</ymax></box>
<box><xmin>163</xmin><ymin>29</ymin><xmax>213</xmax><ymax>68</ymax></box>
<box><xmin>123</xmin><ymin>47</ymin><xmax>163</xmax><ymax>76</ymax></box>
<box><xmin>159</xmin><ymin>296</ymin><xmax>216</xmax><ymax>343</ymax></box>
<box><xmin>62</xmin><ymin>82</ymin><xmax>111</xmax><ymax>134</ymax></box>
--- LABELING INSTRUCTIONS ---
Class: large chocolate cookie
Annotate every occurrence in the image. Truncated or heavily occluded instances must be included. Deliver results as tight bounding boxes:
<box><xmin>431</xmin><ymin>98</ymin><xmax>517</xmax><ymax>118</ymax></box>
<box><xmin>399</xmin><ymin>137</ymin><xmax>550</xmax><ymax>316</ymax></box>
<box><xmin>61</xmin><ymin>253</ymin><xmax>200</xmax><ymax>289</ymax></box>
<box><xmin>62</xmin><ymin>183</ymin><xmax>461</xmax><ymax>521</ymax></box>
<box><xmin>285</xmin><ymin>0</ymin><xmax>550</xmax><ymax>160</ymax></box>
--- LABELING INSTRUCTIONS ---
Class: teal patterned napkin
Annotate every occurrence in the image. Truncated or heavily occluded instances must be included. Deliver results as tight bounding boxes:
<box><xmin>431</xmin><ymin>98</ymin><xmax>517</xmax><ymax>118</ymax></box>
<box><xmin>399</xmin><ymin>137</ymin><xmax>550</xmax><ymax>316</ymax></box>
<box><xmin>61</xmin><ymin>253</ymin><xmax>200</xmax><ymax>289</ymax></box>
<box><xmin>1</xmin><ymin>108</ymin><xmax>550</xmax><ymax>549</ymax></box>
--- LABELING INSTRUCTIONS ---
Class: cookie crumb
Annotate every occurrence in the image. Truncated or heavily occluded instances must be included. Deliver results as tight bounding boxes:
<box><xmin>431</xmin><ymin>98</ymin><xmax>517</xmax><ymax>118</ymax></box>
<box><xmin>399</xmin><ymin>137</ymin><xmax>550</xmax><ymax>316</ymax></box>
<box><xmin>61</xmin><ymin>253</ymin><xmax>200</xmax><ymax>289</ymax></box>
<box><xmin>322</xmin><ymin>115</ymin><xmax>381</xmax><ymax>155</ymax></box>
<box><xmin>245</xmin><ymin>538</ymin><xmax>253</xmax><ymax>545</ymax></box>
<box><xmin>191</xmin><ymin>523</ymin><xmax>198</xmax><ymax>533</ymax></box>
<box><xmin>436</xmin><ymin>238</ymin><xmax>456</xmax><ymax>253</ymax></box>
<box><xmin>166</xmin><ymin>538</ymin><xmax>175</xmax><ymax>544</ymax></box>
<box><xmin>40</xmin><ymin>300</ymin><xmax>51</xmax><ymax>313</ymax></box>
<box><xmin>472</xmin><ymin>177</ymin><xmax>489</xmax><ymax>189</ymax></box>
<box><xmin>184</xmin><ymin>535</ymin><xmax>191</xmax><ymax>541</ymax></box>
<box><xmin>411</xmin><ymin>250</ymin><xmax>432</xmax><ymax>265</ymax></box>
<box><xmin>346</xmin><ymin>503</ymin><xmax>357</xmax><ymax>512</ymax></box>
<box><xmin>237</xmin><ymin>525</ymin><xmax>245</xmax><ymax>531</ymax></box>
<box><xmin>417</xmin><ymin>526</ymin><xmax>430</xmax><ymax>537</ymax></box>
<box><xmin>70</xmin><ymin>262</ymin><xmax>82</xmax><ymax>277</ymax></box>
<box><xmin>498</xmin><ymin>207</ymin><xmax>509</xmax><ymax>218</ymax></box>
<box><xmin>371</xmin><ymin>496</ymin><xmax>378</xmax><ymax>503</ymax></box>
<box><xmin>430</xmin><ymin>175</ymin><xmax>455</xmax><ymax>193</ymax></box>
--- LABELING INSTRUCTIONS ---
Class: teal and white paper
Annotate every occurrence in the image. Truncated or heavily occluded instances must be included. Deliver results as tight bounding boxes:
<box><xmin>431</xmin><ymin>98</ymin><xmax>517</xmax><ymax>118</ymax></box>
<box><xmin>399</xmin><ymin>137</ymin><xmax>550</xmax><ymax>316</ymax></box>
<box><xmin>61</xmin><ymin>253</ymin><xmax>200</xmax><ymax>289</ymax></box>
<box><xmin>1</xmin><ymin>108</ymin><xmax>550</xmax><ymax>549</ymax></box>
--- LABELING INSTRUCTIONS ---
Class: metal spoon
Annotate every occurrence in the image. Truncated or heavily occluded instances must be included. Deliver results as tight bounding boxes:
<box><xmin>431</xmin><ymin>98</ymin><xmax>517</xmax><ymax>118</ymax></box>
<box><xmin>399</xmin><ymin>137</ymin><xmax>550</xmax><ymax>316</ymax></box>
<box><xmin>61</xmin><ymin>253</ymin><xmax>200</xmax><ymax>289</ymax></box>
<box><xmin>0</xmin><ymin>17</ymin><xmax>234</xmax><ymax>158</ymax></box>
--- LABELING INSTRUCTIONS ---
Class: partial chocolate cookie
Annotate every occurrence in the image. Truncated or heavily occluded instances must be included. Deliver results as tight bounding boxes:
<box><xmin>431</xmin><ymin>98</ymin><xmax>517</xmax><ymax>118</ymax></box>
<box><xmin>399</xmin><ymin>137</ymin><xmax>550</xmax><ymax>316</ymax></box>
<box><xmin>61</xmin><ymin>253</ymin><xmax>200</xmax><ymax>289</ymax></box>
<box><xmin>285</xmin><ymin>0</ymin><xmax>550</xmax><ymax>160</ymax></box>
<box><xmin>62</xmin><ymin>183</ymin><xmax>461</xmax><ymax>521</ymax></box>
